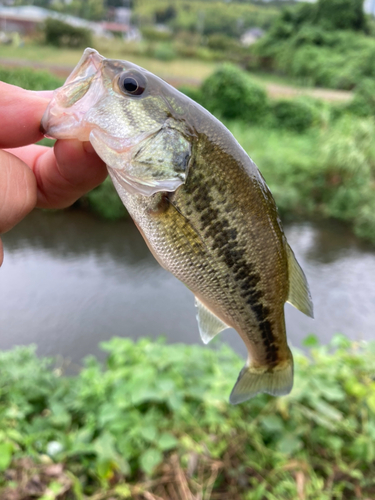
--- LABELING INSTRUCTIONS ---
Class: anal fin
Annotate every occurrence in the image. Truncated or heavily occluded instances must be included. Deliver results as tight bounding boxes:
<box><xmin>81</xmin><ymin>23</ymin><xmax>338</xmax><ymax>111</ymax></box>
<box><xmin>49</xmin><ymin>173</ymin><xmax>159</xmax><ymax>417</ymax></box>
<box><xmin>195</xmin><ymin>297</ymin><xmax>229</xmax><ymax>344</ymax></box>
<box><xmin>286</xmin><ymin>243</ymin><xmax>314</xmax><ymax>318</ymax></box>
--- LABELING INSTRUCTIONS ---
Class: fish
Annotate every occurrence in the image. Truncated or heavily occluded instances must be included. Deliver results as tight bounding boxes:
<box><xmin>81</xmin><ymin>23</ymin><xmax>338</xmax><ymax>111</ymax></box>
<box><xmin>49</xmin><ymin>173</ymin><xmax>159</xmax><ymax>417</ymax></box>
<box><xmin>42</xmin><ymin>48</ymin><xmax>313</xmax><ymax>404</ymax></box>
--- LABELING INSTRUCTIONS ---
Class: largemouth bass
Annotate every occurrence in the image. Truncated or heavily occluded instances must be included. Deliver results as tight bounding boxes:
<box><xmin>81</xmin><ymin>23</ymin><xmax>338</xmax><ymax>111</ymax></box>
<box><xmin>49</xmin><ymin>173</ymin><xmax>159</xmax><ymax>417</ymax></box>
<box><xmin>42</xmin><ymin>48</ymin><xmax>313</xmax><ymax>404</ymax></box>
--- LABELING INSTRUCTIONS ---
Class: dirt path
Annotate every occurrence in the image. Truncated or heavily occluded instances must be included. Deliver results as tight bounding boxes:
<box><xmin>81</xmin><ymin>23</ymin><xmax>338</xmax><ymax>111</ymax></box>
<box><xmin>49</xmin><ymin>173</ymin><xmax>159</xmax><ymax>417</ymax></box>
<box><xmin>266</xmin><ymin>82</ymin><xmax>352</xmax><ymax>102</ymax></box>
<box><xmin>0</xmin><ymin>58</ymin><xmax>353</xmax><ymax>102</ymax></box>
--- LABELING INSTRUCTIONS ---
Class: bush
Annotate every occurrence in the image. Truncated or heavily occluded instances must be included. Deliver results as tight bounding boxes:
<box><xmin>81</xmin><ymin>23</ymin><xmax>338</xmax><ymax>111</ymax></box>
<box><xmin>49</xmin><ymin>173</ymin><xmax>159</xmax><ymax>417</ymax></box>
<box><xmin>271</xmin><ymin>98</ymin><xmax>318</xmax><ymax>132</ymax></box>
<box><xmin>141</xmin><ymin>26</ymin><xmax>172</xmax><ymax>42</ymax></box>
<box><xmin>316</xmin><ymin>0</ymin><xmax>366</xmax><ymax>31</ymax></box>
<box><xmin>346</xmin><ymin>78</ymin><xmax>375</xmax><ymax>117</ymax></box>
<box><xmin>320</xmin><ymin>116</ymin><xmax>375</xmax><ymax>231</ymax></box>
<box><xmin>0</xmin><ymin>336</ymin><xmax>374</xmax><ymax>499</ymax></box>
<box><xmin>200</xmin><ymin>64</ymin><xmax>268</xmax><ymax>123</ymax></box>
<box><xmin>251</xmin><ymin>0</ymin><xmax>372</xmax><ymax>90</ymax></box>
<box><xmin>44</xmin><ymin>18</ymin><xmax>93</xmax><ymax>48</ymax></box>
<box><xmin>206</xmin><ymin>33</ymin><xmax>240</xmax><ymax>52</ymax></box>
<box><xmin>152</xmin><ymin>42</ymin><xmax>177</xmax><ymax>61</ymax></box>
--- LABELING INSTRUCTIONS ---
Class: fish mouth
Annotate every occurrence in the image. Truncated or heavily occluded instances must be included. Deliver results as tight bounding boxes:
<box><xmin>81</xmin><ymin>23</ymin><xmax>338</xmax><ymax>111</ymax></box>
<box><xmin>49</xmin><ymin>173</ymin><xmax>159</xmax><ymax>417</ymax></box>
<box><xmin>41</xmin><ymin>48</ymin><xmax>105</xmax><ymax>141</ymax></box>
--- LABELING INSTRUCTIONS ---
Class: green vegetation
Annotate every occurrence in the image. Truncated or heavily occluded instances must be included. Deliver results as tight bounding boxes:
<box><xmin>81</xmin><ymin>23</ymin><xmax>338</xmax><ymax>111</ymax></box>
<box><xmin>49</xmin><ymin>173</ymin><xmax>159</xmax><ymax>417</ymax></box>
<box><xmin>43</xmin><ymin>18</ymin><xmax>93</xmax><ymax>49</ymax></box>
<box><xmin>251</xmin><ymin>0</ymin><xmax>375</xmax><ymax>90</ymax></box>
<box><xmin>270</xmin><ymin>98</ymin><xmax>318</xmax><ymax>132</ymax></box>
<box><xmin>0</xmin><ymin>336</ymin><xmax>374</xmax><ymax>499</ymax></box>
<box><xmin>84</xmin><ymin>177</ymin><xmax>128</xmax><ymax>220</ymax></box>
<box><xmin>0</xmin><ymin>42</ymin><xmax>218</xmax><ymax>81</ymax></box>
<box><xmin>135</xmin><ymin>0</ymin><xmax>278</xmax><ymax>38</ymax></box>
<box><xmin>201</xmin><ymin>63</ymin><xmax>268</xmax><ymax>122</ymax></box>
<box><xmin>0</xmin><ymin>66</ymin><xmax>63</xmax><ymax>90</ymax></box>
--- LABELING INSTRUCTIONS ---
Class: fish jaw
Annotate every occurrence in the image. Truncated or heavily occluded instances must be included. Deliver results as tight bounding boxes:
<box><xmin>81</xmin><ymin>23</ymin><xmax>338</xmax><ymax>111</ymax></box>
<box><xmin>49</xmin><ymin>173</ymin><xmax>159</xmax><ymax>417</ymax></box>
<box><xmin>42</xmin><ymin>48</ymin><xmax>194</xmax><ymax>198</ymax></box>
<box><xmin>41</xmin><ymin>48</ymin><xmax>107</xmax><ymax>141</ymax></box>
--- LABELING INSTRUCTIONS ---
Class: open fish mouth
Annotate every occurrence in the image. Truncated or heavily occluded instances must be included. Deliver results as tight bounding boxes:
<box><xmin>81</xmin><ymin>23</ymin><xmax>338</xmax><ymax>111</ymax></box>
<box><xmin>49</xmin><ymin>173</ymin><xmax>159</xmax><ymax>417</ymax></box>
<box><xmin>41</xmin><ymin>48</ymin><xmax>187</xmax><ymax>197</ymax></box>
<box><xmin>41</xmin><ymin>48</ymin><xmax>106</xmax><ymax>141</ymax></box>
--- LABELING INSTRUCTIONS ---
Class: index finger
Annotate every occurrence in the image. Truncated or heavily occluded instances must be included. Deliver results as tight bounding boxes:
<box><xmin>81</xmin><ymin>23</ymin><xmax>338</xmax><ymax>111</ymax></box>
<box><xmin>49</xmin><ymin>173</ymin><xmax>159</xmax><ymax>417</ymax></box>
<box><xmin>0</xmin><ymin>82</ymin><xmax>52</xmax><ymax>149</ymax></box>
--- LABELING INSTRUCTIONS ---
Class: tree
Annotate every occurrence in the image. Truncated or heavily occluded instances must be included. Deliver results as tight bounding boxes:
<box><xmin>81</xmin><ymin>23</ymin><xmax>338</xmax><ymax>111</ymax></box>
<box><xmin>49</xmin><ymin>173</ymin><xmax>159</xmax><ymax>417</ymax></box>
<box><xmin>316</xmin><ymin>0</ymin><xmax>366</xmax><ymax>31</ymax></box>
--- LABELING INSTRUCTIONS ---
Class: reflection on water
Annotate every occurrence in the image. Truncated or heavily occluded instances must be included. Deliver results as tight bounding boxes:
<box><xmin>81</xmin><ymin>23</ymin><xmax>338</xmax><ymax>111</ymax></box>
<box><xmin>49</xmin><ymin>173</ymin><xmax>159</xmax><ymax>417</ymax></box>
<box><xmin>1</xmin><ymin>209</ymin><xmax>374</xmax><ymax>364</ymax></box>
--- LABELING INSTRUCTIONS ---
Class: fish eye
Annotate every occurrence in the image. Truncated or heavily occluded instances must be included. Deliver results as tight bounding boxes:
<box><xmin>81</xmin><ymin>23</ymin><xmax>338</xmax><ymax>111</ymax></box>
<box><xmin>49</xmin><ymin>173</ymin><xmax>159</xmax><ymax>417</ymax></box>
<box><xmin>117</xmin><ymin>71</ymin><xmax>146</xmax><ymax>96</ymax></box>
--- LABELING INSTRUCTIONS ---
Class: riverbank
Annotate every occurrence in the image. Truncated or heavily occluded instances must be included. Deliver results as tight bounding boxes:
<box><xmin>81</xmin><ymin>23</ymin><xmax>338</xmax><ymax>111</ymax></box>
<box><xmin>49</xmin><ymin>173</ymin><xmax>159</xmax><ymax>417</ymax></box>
<box><xmin>1</xmin><ymin>336</ymin><xmax>374</xmax><ymax>500</ymax></box>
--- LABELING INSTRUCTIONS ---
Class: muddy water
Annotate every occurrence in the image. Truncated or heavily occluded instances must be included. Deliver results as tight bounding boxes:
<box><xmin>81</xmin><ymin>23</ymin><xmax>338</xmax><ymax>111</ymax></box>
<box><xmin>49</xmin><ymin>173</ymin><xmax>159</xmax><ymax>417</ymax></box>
<box><xmin>1</xmin><ymin>210</ymin><xmax>374</xmax><ymax>365</ymax></box>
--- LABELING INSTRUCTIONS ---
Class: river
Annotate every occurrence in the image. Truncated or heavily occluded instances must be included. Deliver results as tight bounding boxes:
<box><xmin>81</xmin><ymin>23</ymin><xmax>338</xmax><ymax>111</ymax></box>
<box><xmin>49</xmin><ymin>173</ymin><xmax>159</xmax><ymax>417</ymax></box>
<box><xmin>1</xmin><ymin>209</ymin><xmax>374</xmax><ymax>365</ymax></box>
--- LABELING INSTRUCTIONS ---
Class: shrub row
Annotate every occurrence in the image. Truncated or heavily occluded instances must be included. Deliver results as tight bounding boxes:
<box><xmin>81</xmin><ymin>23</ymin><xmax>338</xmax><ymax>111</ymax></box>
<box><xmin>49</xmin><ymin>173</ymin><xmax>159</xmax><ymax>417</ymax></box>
<box><xmin>182</xmin><ymin>64</ymin><xmax>322</xmax><ymax>133</ymax></box>
<box><xmin>44</xmin><ymin>18</ymin><xmax>93</xmax><ymax>49</ymax></box>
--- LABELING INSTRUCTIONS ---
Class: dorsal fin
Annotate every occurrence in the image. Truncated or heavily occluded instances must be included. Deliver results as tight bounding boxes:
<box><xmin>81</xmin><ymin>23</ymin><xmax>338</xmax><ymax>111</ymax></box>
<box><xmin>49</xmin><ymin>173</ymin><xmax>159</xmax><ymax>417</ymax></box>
<box><xmin>195</xmin><ymin>297</ymin><xmax>229</xmax><ymax>344</ymax></box>
<box><xmin>286</xmin><ymin>243</ymin><xmax>314</xmax><ymax>318</ymax></box>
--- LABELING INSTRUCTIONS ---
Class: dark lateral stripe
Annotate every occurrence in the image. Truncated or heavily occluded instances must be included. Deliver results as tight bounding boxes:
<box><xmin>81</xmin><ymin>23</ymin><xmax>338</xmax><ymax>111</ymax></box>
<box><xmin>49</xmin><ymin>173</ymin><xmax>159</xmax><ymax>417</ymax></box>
<box><xmin>188</xmin><ymin>169</ymin><xmax>279</xmax><ymax>364</ymax></box>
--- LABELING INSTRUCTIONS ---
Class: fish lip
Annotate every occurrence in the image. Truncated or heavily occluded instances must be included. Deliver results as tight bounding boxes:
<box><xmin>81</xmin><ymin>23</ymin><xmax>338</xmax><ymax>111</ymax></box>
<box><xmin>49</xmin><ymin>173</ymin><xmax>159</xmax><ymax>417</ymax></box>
<box><xmin>41</xmin><ymin>49</ymin><xmax>105</xmax><ymax>140</ymax></box>
<box><xmin>64</xmin><ymin>48</ymin><xmax>104</xmax><ymax>85</ymax></box>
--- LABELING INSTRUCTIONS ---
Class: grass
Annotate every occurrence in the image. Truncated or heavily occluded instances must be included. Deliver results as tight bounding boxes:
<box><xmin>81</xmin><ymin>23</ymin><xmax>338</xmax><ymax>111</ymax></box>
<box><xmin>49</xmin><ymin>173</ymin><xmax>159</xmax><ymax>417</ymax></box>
<box><xmin>0</xmin><ymin>40</ymin><xmax>218</xmax><ymax>82</ymax></box>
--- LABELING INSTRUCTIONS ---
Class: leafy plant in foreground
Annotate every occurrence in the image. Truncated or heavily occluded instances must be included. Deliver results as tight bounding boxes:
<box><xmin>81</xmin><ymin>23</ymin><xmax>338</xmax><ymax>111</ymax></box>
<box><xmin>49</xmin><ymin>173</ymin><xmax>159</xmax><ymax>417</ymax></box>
<box><xmin>0</xmin><ymin>336</ymin><xmax>374</xmax><ymax>499</ymax></box>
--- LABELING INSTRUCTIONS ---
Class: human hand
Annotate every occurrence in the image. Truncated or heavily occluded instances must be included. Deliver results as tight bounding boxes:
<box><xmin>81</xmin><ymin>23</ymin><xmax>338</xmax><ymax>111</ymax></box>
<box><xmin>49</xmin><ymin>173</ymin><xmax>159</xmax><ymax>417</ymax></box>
<box><xmin>0</xmin><ymin>82</ymin><xmax>107</xmax><ymax>266</ymax></box>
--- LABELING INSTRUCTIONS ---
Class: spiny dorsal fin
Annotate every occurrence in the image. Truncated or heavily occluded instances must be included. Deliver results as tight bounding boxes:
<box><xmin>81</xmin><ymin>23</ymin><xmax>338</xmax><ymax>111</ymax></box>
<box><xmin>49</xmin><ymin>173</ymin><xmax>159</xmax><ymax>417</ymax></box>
<box><xmin>195</xmin><ymin>297</ymin><xmax>229</xmax><ymax>344</ymax></box>
<box><xmin>286</xmin><ymin>243</ymin><xmax>314</xmax><ymax>318</ymax></box>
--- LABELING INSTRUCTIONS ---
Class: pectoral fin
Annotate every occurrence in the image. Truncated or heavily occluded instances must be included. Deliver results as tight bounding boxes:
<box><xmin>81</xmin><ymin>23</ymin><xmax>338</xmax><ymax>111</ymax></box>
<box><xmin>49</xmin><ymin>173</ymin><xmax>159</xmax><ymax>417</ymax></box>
<box><xmin>195</xmin><ymin>297</ymin><xmax>229</xmax><ymax>344</ymax></box>
<box><xmin>286</xmin><ymin>244</ymin><xmax>314</xmax><ymax>318</ymax></box>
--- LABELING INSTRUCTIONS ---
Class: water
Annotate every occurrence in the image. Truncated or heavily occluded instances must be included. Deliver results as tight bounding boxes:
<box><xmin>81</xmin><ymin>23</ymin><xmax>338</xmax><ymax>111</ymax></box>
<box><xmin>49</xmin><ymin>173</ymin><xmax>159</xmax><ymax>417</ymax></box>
<box><xmin>1</xmin><ymin>209</ymin><xmax>374</xmax><ymax>365</ymax></box>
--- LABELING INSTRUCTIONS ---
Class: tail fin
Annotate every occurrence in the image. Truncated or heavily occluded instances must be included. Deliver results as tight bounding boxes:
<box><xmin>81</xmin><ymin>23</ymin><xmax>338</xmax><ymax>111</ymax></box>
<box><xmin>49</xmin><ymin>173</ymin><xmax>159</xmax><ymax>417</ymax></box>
<box><xmin>229</xmin><ymin>352</ymin><xmax>294</xmax><ymax>405</ymax></box>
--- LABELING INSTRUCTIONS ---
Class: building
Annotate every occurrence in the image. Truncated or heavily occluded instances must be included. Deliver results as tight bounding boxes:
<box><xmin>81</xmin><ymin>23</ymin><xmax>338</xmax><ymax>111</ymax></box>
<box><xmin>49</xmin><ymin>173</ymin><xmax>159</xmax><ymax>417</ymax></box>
<box><xmin>0</xmin><ymin>5</ymin><xmax>107</xmax><ymax>37</ymax></box>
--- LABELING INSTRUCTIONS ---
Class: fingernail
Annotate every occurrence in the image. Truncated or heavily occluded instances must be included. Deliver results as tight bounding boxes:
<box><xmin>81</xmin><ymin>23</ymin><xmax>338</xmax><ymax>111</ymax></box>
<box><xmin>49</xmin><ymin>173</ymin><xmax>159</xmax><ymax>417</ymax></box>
<box><xmin>83</xmin><ymin>141</ymin><xmax>95</xmax><ymax>154</ymax></box>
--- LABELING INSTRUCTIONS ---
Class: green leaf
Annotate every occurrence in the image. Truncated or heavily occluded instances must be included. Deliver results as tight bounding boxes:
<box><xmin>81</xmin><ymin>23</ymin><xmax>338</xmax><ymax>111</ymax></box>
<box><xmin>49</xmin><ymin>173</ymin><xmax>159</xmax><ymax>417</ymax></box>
<box><xmin>157</xmin><ymin>432</ymin><xmax>178</xmax><ymax>451</ymax></box>
<box><xmin>93</xmin><ymin>432</ymin><xmax>117</xmax><ymax>461</ymax></box>
<box><xmin>277</xmin><ymin>434</ymin><xmax>303</xmax><ymax>455</ymax></box>
<box><xmin>313</xmin><ymin>400</ymin><xmax>342</xmax><ymax>422</ymax></box>
<box><xmin>331</xmin><ymin>334</ymin><xmax>352</xmax><ymax>349</ymax></box>
<box><xmin>303</xmin><ymin>334</ymin><xmax>319</xmax><ymax>347</ymax></box>
<box><xmin>0</xmin><ymin>442</ymin><xmax>13</xmax><ymax>471</ymax></box>
<box><xmin>96</xmin><ymin>459</ymin><xmax>115</xmax><ymax>481</ymax></box>
<box><xmin>261</xmin><ymin>415</ymin><xmax>284</xmax><ymax>433</ymax></box>
<box><xmin>140</xmin><ymin>448</ymin><xmax>163</xmax><ymax>475</ymax></box>
<box><xmin>114</xmin><ymin>484</ymin><xmax>132</xmax><ymax>498</ymax></box>
<box><xmin>140</xmin><ymin>425</ymin><xmax>158</xmax><ymax>443</ymax></box>
<box><xmin>39</xmin><ymin>481</ymin><xmax>63</xmax><ymax>500</ymax></box>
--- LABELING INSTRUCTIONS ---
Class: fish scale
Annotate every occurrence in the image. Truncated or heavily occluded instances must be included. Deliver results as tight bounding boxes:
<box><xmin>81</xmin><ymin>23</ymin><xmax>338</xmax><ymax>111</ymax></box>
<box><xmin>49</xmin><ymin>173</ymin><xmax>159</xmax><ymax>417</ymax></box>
<box><xmin>42</xmin><ymin>48</ymin><xmax>313</xmax><ymax>404</ymax></box>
